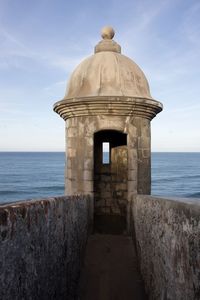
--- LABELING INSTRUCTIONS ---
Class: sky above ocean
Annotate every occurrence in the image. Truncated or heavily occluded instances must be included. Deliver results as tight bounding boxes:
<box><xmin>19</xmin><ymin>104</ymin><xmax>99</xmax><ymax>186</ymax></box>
<box><xmin>0</xmin><ymin>0</ymin><xmax>199</xmax><ymax>152</ymax></box>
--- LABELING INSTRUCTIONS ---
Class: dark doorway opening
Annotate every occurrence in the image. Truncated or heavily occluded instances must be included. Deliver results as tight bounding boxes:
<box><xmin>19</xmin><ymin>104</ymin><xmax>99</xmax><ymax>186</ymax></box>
<box><xmin>94</xmin><ymin>130</ymin><xmax>128</xmax><ymax>234</ymax></box>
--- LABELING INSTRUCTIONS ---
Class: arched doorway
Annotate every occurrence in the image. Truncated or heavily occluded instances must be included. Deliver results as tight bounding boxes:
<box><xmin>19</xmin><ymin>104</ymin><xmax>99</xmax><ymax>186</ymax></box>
<box><xmin>94</xmin><ymin>130</ymin><xmax>127</xmax><ymax>234</ymax></box>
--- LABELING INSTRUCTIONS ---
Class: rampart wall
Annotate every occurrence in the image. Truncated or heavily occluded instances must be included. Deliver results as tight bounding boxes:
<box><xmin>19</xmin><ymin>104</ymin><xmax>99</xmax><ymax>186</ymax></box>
<box><xmin>1</xmin><ymin>194</ymin><xmax>200</xmax><ymax>300</ymax></box>
<box><xmin>0</xmin><ymin>195</ymin><xmax>92</xmax><ymax>300</ymax></box>
<box><xmin>131</xmin><ymin>195</ymin><xmax>200</xmax><ymax>300</ymax></box>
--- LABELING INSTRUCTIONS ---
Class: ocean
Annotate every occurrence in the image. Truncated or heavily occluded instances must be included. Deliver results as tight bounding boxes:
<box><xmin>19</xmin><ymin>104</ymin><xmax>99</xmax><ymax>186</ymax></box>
<box><xmin>0</xmin><ymin>152</ymin><xmax>199</xmax><ymax>204</ymax></box>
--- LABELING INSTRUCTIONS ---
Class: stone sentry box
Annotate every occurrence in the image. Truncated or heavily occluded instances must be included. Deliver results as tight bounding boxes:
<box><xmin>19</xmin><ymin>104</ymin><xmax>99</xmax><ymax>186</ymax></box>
<box><xmin>54</xmin><ymin>26</ymin><xmax>162</xmax><ymax>233</ymax></box>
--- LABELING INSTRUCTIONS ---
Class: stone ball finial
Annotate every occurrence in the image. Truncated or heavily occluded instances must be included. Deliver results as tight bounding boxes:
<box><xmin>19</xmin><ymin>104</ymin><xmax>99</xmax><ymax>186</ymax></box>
<box><xmin>101</xmin><ymin>26</ymin><xmax>115</xmax><ymax>40</ymax></box>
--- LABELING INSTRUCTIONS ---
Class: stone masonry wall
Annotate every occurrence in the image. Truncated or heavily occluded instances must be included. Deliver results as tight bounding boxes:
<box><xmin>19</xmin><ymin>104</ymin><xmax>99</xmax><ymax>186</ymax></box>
<box><xmin>66</xmin><ymin>115</ymin><xmax>150</xmax><ymax>201</ymax></box>
<box><xmin>66</xmin><ymin>114</ymin><xmax>150</xmax><ymax>234</ymax></box>
<box><xmin>131</xmin><ymin>195</ymin><xmax>200</xmax><ymax>300</ymax></box>
<box><xmin>0</xmin><ymin>195</ymin><xmax>92</xmax><ymax>300</ymax></box>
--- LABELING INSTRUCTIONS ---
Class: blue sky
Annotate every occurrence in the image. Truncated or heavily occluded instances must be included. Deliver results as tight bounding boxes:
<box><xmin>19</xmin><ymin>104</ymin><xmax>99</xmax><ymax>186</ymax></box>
<box><xmin>0</xmin><ymin>0</ymin><xmax>199</xmax><ymax>151</ymax></box>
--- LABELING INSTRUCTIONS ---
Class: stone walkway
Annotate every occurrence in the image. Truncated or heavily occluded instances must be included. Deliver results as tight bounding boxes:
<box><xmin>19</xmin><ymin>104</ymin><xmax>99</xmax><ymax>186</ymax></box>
<box><xmin>79</xmin><ymin>234</ymin><xmax>148</xmax><ymax>300</ymax></box>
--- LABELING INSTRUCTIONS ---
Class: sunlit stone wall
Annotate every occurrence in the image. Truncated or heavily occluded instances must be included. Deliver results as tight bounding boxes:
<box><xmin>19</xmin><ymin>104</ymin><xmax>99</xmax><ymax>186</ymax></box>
<box><xmin>65</xmin><ymin>114</ymin><xmax>151</xmax><ymax>197</ymax></box>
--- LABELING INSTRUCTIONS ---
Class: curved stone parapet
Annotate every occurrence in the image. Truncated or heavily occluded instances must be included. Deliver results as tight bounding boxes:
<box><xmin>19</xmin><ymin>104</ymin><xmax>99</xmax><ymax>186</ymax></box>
<box><xmin>54</xmin><ymin>96</ymin><xmax>163</xmax><ymax>121</ymax></box>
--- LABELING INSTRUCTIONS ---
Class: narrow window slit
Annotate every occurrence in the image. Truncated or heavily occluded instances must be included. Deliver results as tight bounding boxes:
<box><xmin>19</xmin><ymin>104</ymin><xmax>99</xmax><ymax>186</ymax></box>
<box><xmin>102</xmin><ymin>142</ymin><xmax>110</xmax><ymax>164</ymax></box>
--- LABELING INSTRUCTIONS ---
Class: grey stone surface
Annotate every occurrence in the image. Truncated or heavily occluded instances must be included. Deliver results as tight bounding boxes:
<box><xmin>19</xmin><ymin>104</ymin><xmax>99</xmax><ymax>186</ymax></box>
<box><xmin>79</xmin><ymin>234</ymin><xmax>147</xmax><ymax>300</ymax></box>
<box><xmin>131</xmin><ymin>195</ymin><xmax>200</xmax><ymax>300</ymax></box>
<box><xmin>0</xmin><ymin>195</ymin><xmax>92</xmax><ymax>300</ymax></box>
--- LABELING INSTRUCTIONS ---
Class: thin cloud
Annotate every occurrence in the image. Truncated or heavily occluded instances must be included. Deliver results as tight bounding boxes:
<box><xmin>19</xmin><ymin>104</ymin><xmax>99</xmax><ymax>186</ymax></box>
<box><xmin>0</xmin><ymin>27</ymin><xmax>88</xmax><ymax>72</ymax></box>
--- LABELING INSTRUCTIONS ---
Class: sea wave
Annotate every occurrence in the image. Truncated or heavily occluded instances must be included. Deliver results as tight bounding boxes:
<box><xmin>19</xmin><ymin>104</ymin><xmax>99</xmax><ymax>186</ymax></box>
<box><xmin>153</xmin><ymin>174</ymin><xmax>200</xmax><ymax>183</ymax></box>
<box><xmin>0</xmin><ymin>190</ymin><xmax>24</xmax><ymax>195</ymax></box>
<box><xmin>185</xmin><ymin>192</ymin><xmax>200</xmax><ymax>198</ymax></box>
<box><xmin>33</xmin><ymin>185</ymin><xmax>64</xmax><ymax>191</ymax></box>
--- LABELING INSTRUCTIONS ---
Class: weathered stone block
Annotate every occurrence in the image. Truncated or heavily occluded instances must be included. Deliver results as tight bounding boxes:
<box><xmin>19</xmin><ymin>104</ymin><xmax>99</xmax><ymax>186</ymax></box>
<box><xmin>84</xmin><ymin>158</ymin><xmax>93</xmax><ymax>170</ymax></box>
<box><xmin>67</xmin><ymin>137</ymin><xmax>75</xmax><ymax>148</ymax></box>
<box><xmin>128</xmin><ymin>180</ymin><xmax>137</xmax><ymax>193</ymax></box>
<box><xmin>67</xmin><ymin>127</ymin><xmax>77</xmax><ymax>137</ymax></box>
<box><xmin>128</xmin><ymin>170</ymin><xmax>137</xmax><ymax>181</ymax></box>
<box><xmin>83</xmin><ymin>181</ymin><xmax>93</xmax><ymax>193</ymax></box>
<box><xmin>83</xmin><ymin>170</ymin><xmax>92</xmax><ymax>181</ymax></box>
<box><xmin>68</xmin><ymin>148</ymin><xmax>76</xmax><ymax>157</ymax></box>
<box><xmin>138</xmin><ymin>137</ymin><xmax>150</xmax><ymax>149</ymax></box>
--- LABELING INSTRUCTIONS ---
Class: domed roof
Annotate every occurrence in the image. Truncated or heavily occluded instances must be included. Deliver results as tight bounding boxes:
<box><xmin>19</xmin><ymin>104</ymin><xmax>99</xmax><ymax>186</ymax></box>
<box><xmin>54</xmin><ymin>27</ymin><xmax>163</xmax><ymax>121</ymax></box>
<box><xmin>64</xmin><ymin>27</ymin><xmax>152</xmax><ymax>100</ymax></box>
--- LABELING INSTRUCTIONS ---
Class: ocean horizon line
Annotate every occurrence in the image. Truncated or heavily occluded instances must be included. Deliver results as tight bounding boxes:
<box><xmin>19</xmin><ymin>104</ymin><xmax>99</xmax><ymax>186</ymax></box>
<box><xmin>0</xmin><ymin>151</ymin><xmax>200</xmax><ymax>154</ymax></box>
